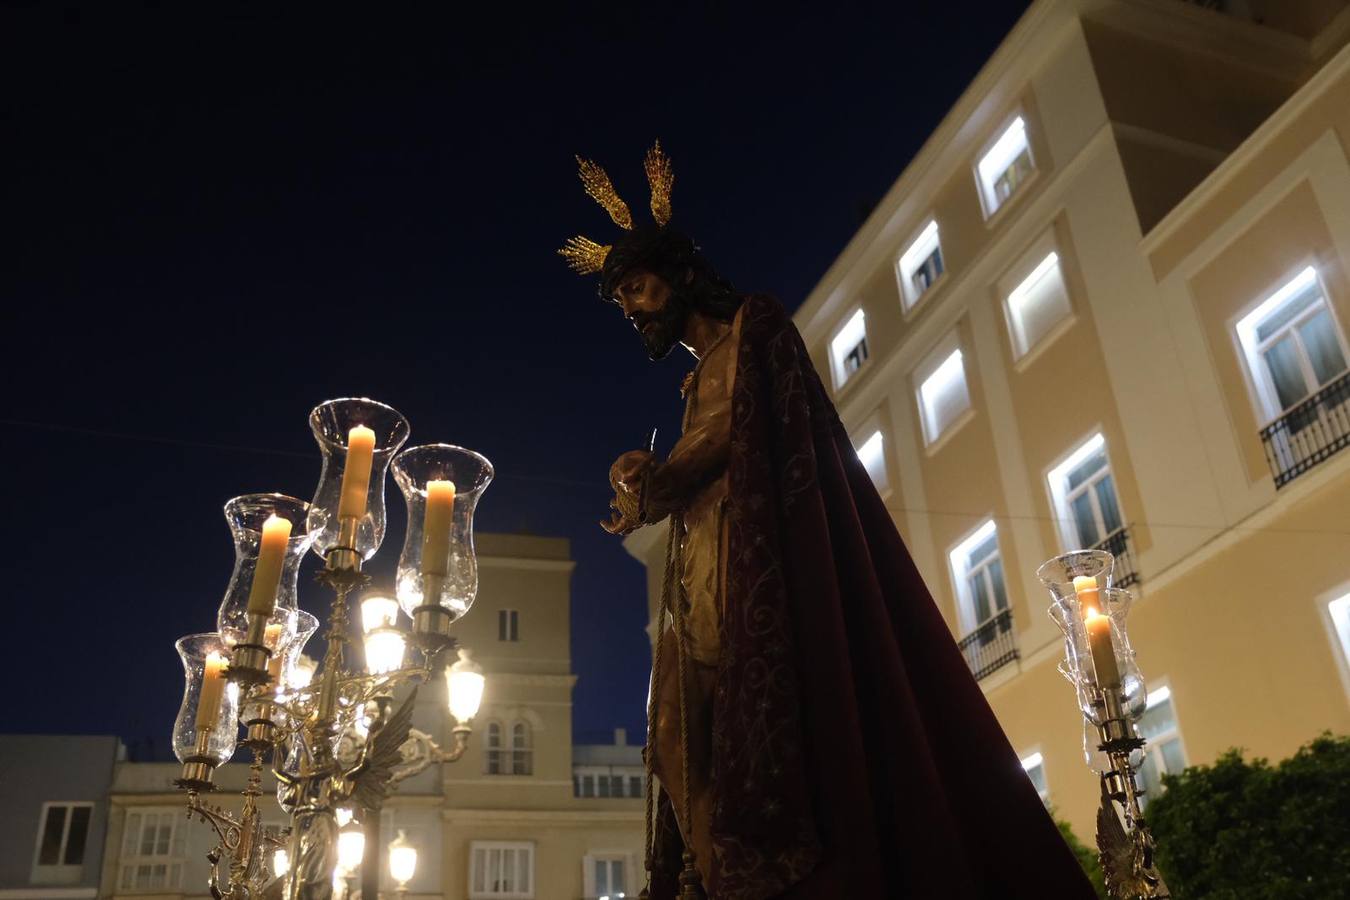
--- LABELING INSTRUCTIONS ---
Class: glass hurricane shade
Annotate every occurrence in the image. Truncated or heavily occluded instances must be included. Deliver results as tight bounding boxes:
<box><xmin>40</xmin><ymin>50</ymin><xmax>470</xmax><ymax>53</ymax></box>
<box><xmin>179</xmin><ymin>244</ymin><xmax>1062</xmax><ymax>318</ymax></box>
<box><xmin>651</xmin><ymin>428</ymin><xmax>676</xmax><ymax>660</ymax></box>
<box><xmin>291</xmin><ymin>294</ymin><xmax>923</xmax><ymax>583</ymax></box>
<box><xmin>388</xmin><ymin>830</ymin><xmax>417</xmax><ymax>886</ymax></box>
<box><xmin>216</xmin><ymin>494</ymin><xmax>316</xmax><ymax>647</ymax></box>
<box><xmin>336</xmin><ymin>825</ymin><xmax>365</xmax><ymax>875</ymax></box>
<box><xmin>307</xmin><ymin>398</ymin><xmax>410</xmax><ymax>562</ymax></box>
<box><xmin>1037</xmin><ymin>551</ymin><xmax>1146</xmax><ymax>725</ymax></box>
<box><xmin>446</xmin><ymin>648</ymin><xmax>486</xmax><ymax>723</ymax></box>
<box><xmin>275</xmin><ymin>611</ymin><xmax>321</xmax><ymax>695</ymax></box>
<box><xmin>172</xmin><ymin>633</ymin><xmax>240</xmax><ymax>767</ymax></box>
<box><xmin>392</xmin><ymin>444</ymin><xmax>494</xmax><ymax>620</ymax></box>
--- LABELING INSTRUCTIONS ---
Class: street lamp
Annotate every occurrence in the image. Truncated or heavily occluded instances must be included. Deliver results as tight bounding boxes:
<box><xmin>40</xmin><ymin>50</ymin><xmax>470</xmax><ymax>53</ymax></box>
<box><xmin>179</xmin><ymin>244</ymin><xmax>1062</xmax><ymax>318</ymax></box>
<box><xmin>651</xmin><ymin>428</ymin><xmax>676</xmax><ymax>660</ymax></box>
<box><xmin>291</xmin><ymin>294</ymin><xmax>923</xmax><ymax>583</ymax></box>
<box><xmin>387</xmin><ymin>830</ymin><xmax>417</xmax><ymax>897</ymax></box>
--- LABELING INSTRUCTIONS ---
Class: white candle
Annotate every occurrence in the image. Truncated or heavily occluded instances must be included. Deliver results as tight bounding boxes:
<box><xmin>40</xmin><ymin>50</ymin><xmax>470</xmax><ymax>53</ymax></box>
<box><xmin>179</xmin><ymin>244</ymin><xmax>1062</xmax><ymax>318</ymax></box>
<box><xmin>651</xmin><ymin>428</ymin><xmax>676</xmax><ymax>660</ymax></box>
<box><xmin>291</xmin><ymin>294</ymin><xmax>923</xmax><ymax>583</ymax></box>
<box><xmin>421</xmin><ymin>480</ymin><xmax>456</xmax><ymax>576</ymax></box>
<box><xmin>247</xmin><ymin>515</ymin><xmax>292</xmax><ymax>616</ymax></box>
<box><xmin>337</xmin><ymin>425</ymin><xmax>377</xmax><ymax>520</ymax></box>
<box><xmin>195</xmin><ymin>652</ymin><xmax>228</xmax><ymax>732</ymax></box>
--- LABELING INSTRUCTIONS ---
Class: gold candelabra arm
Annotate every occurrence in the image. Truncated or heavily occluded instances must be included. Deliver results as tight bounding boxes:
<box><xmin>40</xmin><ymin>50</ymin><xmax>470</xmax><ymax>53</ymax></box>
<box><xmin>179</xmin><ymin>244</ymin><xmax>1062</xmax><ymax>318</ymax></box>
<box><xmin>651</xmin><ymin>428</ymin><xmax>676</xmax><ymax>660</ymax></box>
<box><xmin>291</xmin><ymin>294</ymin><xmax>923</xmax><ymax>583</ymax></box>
<box><xmin>388</xmin><ymin>724</ymin><xmax>471</xmax><ymax>784</ymax></box>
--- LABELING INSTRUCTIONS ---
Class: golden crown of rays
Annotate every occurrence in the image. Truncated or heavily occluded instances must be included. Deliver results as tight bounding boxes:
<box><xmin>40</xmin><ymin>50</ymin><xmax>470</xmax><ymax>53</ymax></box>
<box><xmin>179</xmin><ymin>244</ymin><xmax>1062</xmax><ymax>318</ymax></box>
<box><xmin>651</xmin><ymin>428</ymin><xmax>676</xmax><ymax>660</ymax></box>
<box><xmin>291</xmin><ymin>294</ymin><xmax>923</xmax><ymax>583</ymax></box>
<box><xmin>559</xmin><ymin>141</ymin><xmax>675</xmax><ymax>275</ymax></box>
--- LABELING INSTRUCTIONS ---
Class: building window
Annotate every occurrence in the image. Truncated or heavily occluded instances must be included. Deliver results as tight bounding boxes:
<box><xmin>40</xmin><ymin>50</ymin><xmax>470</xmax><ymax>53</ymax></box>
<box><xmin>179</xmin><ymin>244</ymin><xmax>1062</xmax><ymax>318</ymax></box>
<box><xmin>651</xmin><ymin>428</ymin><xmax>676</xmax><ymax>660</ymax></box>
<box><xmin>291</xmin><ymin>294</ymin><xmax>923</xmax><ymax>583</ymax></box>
<box><xmin>1020</xmin><ymin>752</ymin><xmax>1050</xmax><ymax>805</ymax></box>
<box><xmin>1005</xmin><ymin>251</ymin><xmax>1071</xmax><ymax>359</ymax></box>
<box><xmin>1237</xmin><ymin>266</ymin><xmax>1350</xmax><ymax>421</ymax></box>
<box><xmin>628</xmin><ymin>775</ymin><xmax>643</xmax><ymax>797</ymax></box>
<box><xmin>585</xmin><ymin>853</ymin><xmax>629</xmax><ymax>900</ymax></box>
<box><xmin>855</xmin><ymin>430</ymin><xmax>888</xmax><ymax>493</ymax></box>
<box><xmin>829</xmin><ymin>309</ymin><xmax>870</xmax><ymax>389</ymax></box>
<box><xmin>118</xmin><ymin>809</ymin><xmax>184</xmax><ymax>892</ymax></box>
<box><xmin>916</xmin><ymin>343</ymin><xmax>972</xmax><ymax>447</ymax></box>
<box><xmin>469</xmin><ymin>841</ymin><xmax>534</xmax><ymax>899</ymax></box>
<box><xmin>977</xmin><ymin>115</ymin><xmax>1034</xmax><ymax>217</ymax></box>
<box><xmin>498</xmin><ymin>609</ymin><xmax>519</xmax><ymax>642</ymax></box>
<box><xmin>1330</xmin><ymin>594</ymin><xmax>1350</xmax><ymax>662</ymax></box>
<box><xmin>511</xmin><ymin>722</ymin><xmax>533</xmax><ymax>775</ymax></box>
<box><xmin>949</xmin><ymin>520</ymin><xmax>1009</xmax><ymax>633</ymax></box>
<box><xmin>1048</xmin><ymin>434</ymin><xmax>1124</xmax><ymax>550</ymax></box>
<box><xmin>33</xmin><ymin>802</ymin><xmax>92</xmax><ymax>882</ymax></box>
<box><xmin>897</xmin><ymin>220</ymin><xmax>944</xmax><ymax>309</ymax></box>
<box><xmin>485</xmin><ymin>721</ymin><xmax>504</xmax><ymax>775</ymax></box>
<box><xmin>1136</xmin><ymin>686</ymin><xmax>1186</xmax><ymax>807</ymax></box>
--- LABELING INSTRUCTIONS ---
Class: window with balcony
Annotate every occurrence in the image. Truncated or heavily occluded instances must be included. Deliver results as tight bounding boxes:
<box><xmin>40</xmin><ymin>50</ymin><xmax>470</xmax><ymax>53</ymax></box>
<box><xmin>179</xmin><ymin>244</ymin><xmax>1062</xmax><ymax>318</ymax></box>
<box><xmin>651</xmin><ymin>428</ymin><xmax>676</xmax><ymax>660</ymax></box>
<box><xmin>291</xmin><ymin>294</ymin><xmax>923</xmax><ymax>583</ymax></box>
<box><xmin>469</xmin><ymin>841</ymin><xmax>534</xmax><ymax>899</ymax></box>
<box><xmin>33</xmin><ymin>802</ymin><xmax>92</xmax><ymax>883</ymax></box>
<box><xmin>829</xmin><ymin>309</ymin><xmax>870</xmax><ymax>390</ymax></box>
<box><xmin>1020</xmin><ymin>752</ymin><xmax>1050</xmax><ymax>805</ymax></box>
<box><xmin>855</xmin><ymin>429</ymin><xmax>888</xmax><ymax>493</ymax></box>
<box><xmin>1047</xmin><ymin>434</ymin><xmax>1137</xmax><ymax>584</ymax></box>
<box><xmin>897</xmin><ymin>220</ymin><xmax>944</xmax><ymax>309</ymax></box>
<box><xmin>916</xmin><ymin>340</ymin><xmax>972</xmax><ymax>447</ymax></box>
<box><xmin>1238</xmin><ymin>267</ymin><xmax>1350</xmax><ymax>486</ymax></box>
<box><xmin>1005</xmin><ymin>251</ymin><xmax>1072</xmax><ymax>360</ymax></box>
<box><xmin>118</xmin><ymin>809</ymin><xmax>184</xmax><ymax>892</ymax></box>
<box><xmin>950</xmin><ymin>520</ymin><xmax>1017</xmax><ymax>680</ymax></box>
<box><xmin>977</xmin><ymin>115</ymin><xmax>1035</xmax><ymax>218</ymax></box>
<box><xmin>1136</xmin><ymin>685</ymin><xmax>1187</xmax><ymax>807</ymax></box>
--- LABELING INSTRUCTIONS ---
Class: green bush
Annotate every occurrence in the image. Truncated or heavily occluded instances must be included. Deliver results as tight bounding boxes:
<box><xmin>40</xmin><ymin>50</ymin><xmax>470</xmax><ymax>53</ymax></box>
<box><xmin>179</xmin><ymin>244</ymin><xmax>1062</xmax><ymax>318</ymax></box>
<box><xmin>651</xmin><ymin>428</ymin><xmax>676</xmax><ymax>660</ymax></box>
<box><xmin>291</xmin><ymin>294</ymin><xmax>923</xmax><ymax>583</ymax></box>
<box><xmin>1055</xmin><ymin>815</ymin><xmax>1108</xmax><ymax>899</ymax></box>
<box><xmin>1145</xmin><ymin>733</ymin><xmax>1350</xmax><ymax>900</ymax></box>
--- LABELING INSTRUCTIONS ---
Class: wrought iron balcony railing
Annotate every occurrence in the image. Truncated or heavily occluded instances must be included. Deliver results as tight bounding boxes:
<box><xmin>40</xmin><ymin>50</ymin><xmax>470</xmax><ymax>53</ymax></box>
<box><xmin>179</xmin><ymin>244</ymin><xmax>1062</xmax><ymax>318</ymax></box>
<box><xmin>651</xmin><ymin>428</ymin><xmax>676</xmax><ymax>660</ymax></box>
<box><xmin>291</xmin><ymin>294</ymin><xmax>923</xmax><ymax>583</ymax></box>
<box><xmin>1259</xmin><ymin>370</ymin><xmax>1350</xmax><ymax>488</ymax></box>
<box><xmin>1095</xmin><ymin>526</ymin><xmax>1139</xmax><ymax>590</ymax></box>
<box><xmin>956</xmin><ymin>608</ymin><xmax>1018</xmax><ymax>682</ymax></box>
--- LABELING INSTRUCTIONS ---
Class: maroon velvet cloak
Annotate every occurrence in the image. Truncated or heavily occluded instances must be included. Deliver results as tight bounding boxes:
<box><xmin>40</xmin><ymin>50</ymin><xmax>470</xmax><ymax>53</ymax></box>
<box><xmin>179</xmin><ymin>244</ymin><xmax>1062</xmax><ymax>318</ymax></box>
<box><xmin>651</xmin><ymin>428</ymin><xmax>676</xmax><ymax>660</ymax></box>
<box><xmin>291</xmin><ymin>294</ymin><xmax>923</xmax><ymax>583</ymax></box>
<box><xmin>649</xmin><ymin>295</ymin><xmax>1096</xmax><ymax>899</ymax></box>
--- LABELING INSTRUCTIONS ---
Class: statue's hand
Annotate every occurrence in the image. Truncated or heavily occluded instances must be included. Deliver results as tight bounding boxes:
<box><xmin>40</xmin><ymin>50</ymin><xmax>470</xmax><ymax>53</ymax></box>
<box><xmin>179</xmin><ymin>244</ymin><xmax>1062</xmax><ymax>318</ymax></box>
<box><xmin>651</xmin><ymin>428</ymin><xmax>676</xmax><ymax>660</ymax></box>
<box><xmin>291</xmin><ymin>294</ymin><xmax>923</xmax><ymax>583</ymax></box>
<box><xmin>600</xmin><ymin>450</ymin><xmax>654</xmax><ymax>535</ymax></box>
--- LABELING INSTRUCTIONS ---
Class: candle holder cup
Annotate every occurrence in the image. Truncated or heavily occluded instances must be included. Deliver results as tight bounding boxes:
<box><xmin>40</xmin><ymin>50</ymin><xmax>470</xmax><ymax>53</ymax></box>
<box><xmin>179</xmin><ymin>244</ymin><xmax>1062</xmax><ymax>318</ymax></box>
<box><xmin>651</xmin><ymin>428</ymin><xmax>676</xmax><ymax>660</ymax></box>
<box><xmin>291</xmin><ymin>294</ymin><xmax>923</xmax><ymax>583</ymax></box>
<box><xmin>392</xmin><ymin>444</ymin><xmax>493</xmax><ymax>650</ymax></box>
<box><xmin>173</xmin><ymin>633</ymin><xmax>240</xmax><ymax>792</ymax></box>
<box><xmin>308</xmin><ymin>398</ymin><xmax>410</xmax><ymax>570</ymax></box>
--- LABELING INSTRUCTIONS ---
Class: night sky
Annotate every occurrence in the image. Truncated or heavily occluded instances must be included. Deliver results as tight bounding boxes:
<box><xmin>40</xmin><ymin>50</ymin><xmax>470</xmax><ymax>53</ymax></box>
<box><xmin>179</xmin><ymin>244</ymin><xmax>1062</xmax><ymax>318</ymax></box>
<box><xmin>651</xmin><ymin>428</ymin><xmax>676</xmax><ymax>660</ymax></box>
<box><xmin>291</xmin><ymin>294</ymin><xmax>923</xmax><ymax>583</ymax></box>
<box><xmin>2</xmin><ymin>3</ymin><xmax>1029</xmax><ymax>753</ymax></box>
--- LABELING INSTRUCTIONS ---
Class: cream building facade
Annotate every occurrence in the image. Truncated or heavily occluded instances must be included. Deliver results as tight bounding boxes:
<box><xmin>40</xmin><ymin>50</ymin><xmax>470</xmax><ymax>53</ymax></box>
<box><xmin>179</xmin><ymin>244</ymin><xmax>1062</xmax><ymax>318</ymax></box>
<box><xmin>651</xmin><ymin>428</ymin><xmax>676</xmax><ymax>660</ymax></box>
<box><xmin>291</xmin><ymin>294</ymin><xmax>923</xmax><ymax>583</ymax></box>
<box><xmin>98</xmin><ymin>533</ymin><xmax>644</xmax><ymax>900</ymax></box>
<box><xmin>627</xmin><ymin>0</ymin><xmax>1350</xmax><ymax>843</ymax></box>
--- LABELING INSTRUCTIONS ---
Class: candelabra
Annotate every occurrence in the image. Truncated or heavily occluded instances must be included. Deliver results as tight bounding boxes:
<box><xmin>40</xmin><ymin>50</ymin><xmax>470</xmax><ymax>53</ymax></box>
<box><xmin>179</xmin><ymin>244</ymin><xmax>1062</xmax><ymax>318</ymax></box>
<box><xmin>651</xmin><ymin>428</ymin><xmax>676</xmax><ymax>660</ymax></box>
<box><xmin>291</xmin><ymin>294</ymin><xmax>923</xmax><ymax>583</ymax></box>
<box><xmin>170</xmin><ymin>398</ymin><xmax>493</xmax><ymax>900</ymax></box>
<box><xmin>1037</xmin><ymin>550</ymin><xmax>1170</xmax><ymax>900</ymax></box>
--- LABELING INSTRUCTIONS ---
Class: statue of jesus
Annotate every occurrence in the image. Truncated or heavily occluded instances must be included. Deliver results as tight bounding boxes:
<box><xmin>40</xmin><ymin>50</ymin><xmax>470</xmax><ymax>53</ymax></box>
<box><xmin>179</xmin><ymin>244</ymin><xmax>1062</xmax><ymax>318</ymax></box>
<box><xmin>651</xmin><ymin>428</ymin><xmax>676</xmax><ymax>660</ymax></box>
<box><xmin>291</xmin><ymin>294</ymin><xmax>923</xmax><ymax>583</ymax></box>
<box><xmin>563</xmin><ymin>144</ymin><xmax>1096</xmax><ymax>900</ymax></box>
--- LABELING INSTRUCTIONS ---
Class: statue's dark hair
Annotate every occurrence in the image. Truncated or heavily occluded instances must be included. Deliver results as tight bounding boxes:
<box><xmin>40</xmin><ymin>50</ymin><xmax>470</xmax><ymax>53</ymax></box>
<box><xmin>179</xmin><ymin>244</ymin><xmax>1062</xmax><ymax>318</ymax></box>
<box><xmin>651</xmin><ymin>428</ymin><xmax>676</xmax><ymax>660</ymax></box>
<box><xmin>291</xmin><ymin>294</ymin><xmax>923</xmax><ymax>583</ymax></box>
<box><xmin>600</xmin><ymin>224</ymin><xmax>742</xmax><ymax>321</ymax></box>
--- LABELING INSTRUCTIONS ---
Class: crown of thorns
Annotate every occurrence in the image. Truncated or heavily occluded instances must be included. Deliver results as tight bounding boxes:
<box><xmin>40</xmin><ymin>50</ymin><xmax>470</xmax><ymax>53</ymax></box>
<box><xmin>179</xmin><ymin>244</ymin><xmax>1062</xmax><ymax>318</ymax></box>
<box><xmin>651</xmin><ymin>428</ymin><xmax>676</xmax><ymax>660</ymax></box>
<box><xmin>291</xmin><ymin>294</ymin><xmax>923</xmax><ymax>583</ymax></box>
<box><xmin>558</xmin><ymin>141</ymin><xmax>674</xmax><ymax>275</ymax></box>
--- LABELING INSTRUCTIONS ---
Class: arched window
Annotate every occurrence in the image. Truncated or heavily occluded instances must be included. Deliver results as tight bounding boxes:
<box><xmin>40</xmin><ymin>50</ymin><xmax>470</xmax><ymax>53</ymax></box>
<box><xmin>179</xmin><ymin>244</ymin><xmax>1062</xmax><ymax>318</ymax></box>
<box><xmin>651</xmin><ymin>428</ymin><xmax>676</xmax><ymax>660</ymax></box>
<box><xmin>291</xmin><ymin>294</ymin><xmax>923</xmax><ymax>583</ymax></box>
<box><xmin>484</xmin><ymin>721</ymin><xmax>504</xmax><ymax>775</ymax></box>
<box><xmin>511</xmin><ymin>721</ymin><xmax>533</xmax><ymax>776</ymax></box>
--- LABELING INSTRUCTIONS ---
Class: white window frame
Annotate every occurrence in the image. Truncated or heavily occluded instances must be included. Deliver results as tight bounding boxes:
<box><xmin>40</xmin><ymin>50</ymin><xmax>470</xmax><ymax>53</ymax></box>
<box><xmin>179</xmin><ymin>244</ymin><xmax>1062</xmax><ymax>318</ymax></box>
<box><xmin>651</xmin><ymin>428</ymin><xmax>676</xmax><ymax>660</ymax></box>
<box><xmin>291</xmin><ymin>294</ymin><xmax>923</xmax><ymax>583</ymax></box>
<box><xmin>947</xmin><ymin>518</ymin><xmax>1008</xmax><ymax>634</ymax></box>
<box><xmin>510</xmin><ymin>721</ymin><xmax>533</xmax><ymax>776</ymax></box>
<box><xmin>583</xmin><ymin>850</ymin><xmax>635</xmax><ymax>900</ymax></box>
<box><xmin>914</xmin><ymin>332</ymin><xmax>973</xmax><ymax>451</ymax></box>
<box><xmin>1137</xmin><ymin>682</ymin><xmax>1187</xmax><ymax>805</ymax></box>
<box><xmin>498</xmin><ymin>608</ymin><xmax>519</xmax><ymax>642</ymax></box>
<box><xmin>896</xmin><ymin>219</ymin><xmax>945</xmax><ymax>311</ymax></box>
<box><xmin>1001</xmin><ymin>235</ymin><xmax>1074</xmax><ymax>364</ymax></box>
<box><xmin>468</xmin><ymin>840</ymin><xmax>535</xmax><ymax>899</ymax></box>
<box><xmin>1318</xmin><ymin>588</ymin><xmax>1350</xmax><ymax>703</ymax></box>
<box><xmin>1020</xmin><ymin>751</ymin><xmax>1050</xmax><ymax>805</ymax></box>
<box><xmin>854</xmin><ymin>427</ymin><xmax>890</xmax><ymax>496</ymax></box>
<box><xmin>117</xmin><ymin>807</ymin><xmax>185</xmax><ymax>893</ymax></box>
<box><xmin>828</xmin><ymin>308</ymin><xmax>870</xmax><ymax>391</ymax></box>
<box><xmin>975</xmin><ymin>112</ymin><xmax>1036</xmax><ymax>219</ymax></box>
<box><xmin>32</xmin><ymin>801</ymin><xmax>94</xmax><ymax>883</ymax></box>
<box><xmin>1234</xmin><ymin>264</ymin><xmax>1350</xmax><ymax>423</ymax></box>
<box><xmin>1046</xmin><ymin>431</ymin><xmax>1124</xmax><ymax>551</ymax></box>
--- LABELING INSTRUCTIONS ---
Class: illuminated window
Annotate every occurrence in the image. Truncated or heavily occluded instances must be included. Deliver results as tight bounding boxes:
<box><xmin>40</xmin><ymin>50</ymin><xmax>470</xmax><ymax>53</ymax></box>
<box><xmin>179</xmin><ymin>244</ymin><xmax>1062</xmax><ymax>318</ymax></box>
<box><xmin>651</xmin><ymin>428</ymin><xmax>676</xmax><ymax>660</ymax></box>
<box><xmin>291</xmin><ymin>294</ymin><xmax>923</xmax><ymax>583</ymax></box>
<box><xmin>977</xmin><ymin>115</ymin><xmax>1035</xmax><ymax>217</ymax></box>
<box><xmin>855</xmin><ymin>430</ymin><xmax>888</xmax><ymax>493</ymax></box>
<box><xmin>1048</xmin><ymin>434</ymin><xmax>1124</xmax><ymax>550</ymax></box>
<box><xmin>1020</xmin><ymin>752</ymin><xmax>1050</xmax><ymax>805</ymax></box>
<box><xmin>949</xmin><ymin>520</ymin><xmax>1009</xmax><ymax>633</ymax></box>
<box><xmin>1006</xmin><ymin>251</ymin><xmax>1071</xmax><ymax>359</ymax></box>
<box><xmin>1236</xmin><ymin>266</ymin><xmax>1350</xmax><ymax>421</ymax></box>
<box><xmin>829</xmin><ymin>309</ymin><xmax>870</xmax><ymax>389</ymax></box>
<box><xmin>118</xmin><ymin>809</ymin><xmax>184</xmax><ymax>892</ymax></box>
<box><xmin>897</xmin><ymin>220</ymin><xmax>944</xmax><ymax>309</ymax></box>
<box><xmin>1136</xmin><ymin>686</ymin><xmax>1186</xmax><ymax>807</ymax></box>
<box><xmin>469</xmin><ymin>841</ymin><xmax>534</xmax><ymax>899</ymax></box>
<box><xmin>916</xmin><ymin>343</ymin><xmax>972</xmax><ymax>446</ymax></box>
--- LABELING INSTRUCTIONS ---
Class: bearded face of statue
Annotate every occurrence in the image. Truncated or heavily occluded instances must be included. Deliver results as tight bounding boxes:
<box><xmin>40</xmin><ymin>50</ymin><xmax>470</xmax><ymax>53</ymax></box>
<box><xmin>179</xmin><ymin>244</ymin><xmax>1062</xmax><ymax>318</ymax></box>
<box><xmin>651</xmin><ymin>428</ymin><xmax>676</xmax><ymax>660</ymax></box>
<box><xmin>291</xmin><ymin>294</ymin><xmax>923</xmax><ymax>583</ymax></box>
<box><xmin>613</xmin><ymin>267</ymin><xmax>689</xmax><ymax>361</ymax></box>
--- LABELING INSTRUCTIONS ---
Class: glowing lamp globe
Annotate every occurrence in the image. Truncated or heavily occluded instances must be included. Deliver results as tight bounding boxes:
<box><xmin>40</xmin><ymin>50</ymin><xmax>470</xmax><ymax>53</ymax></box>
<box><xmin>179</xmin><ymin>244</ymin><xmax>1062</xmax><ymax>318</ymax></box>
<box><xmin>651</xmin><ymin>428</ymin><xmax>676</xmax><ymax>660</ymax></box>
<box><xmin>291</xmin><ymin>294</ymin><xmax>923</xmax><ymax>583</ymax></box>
<box><xmin>388</xmin><ymin>829</ymin><xmax>417</xmax><ymax>888</ymax></box>
<box><xmin>445</xmin><ymin>648</ymin><xmax>485</xmax><ymax>723</ymax></box>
